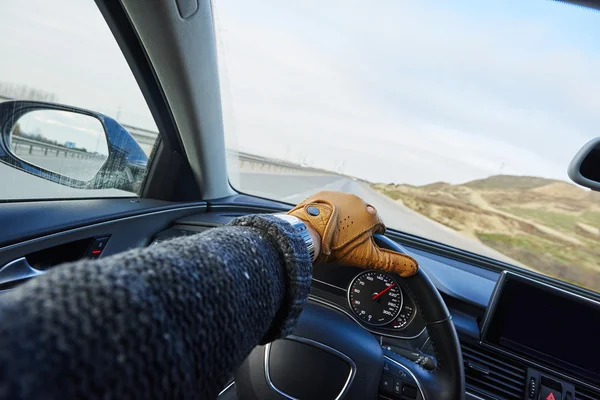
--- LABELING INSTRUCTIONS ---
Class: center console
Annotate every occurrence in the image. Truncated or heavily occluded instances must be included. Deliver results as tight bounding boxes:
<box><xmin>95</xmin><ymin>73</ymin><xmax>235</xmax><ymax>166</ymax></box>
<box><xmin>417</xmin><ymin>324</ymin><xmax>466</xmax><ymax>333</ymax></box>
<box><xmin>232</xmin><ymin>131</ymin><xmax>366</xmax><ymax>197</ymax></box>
<box><xmin>481</xmin><ymin>271</ymin><xmax>600</xmax><ymax>399</ymax></box>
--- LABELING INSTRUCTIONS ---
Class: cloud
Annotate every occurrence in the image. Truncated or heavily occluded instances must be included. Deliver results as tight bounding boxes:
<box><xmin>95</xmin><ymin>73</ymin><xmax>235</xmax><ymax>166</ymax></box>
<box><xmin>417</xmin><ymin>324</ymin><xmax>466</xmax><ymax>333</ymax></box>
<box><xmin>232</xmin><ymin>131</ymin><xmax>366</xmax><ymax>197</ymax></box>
<box><xmin>0</xmin><ymin>0</ymin><xmax>156</xmax><ymax>131</ymax></box>
<box><xmin>20</xmin><ymin>110</ymin><xmax>108</xmax><ymax>154</ymax></box>
<box><xmin>214</xmin><ymin>0</ymin><xmax>600</xmax><ymax>184</ymax></box>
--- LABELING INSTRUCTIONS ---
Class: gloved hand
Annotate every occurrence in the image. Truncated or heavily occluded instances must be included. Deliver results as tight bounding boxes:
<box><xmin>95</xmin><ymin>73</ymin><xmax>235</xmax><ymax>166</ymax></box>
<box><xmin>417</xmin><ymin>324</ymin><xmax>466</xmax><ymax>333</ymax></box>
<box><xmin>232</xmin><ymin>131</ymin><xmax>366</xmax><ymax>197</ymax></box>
<box><xmin>288</xmin><ymin>191</ymin><xmax>418</xmax><ymax>277</ymax></box>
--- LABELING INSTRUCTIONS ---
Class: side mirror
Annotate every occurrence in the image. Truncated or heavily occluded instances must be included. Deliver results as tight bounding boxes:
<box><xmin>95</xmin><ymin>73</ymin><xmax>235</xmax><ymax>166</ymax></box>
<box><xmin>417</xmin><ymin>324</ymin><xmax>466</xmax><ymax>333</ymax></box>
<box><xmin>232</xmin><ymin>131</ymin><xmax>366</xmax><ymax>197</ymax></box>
<box><xmin>0</xmin><ymin>101</ymin><xmax>148</xmax><ymax>192</ymax></box>
<box><xmin>568</xmin><ymin>137</ymin><xmax>600</xmax><ymax>192</ymax></box>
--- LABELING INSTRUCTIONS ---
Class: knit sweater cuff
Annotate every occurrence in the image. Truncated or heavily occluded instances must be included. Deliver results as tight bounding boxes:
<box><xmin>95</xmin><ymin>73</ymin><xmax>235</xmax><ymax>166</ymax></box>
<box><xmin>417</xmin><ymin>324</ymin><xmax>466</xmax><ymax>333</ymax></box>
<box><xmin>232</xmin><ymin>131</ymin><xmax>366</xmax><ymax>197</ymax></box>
<box><xmin>228</xmin><ymin>214</ymin><xmax>313</xmax><ymax>344</ymax></box>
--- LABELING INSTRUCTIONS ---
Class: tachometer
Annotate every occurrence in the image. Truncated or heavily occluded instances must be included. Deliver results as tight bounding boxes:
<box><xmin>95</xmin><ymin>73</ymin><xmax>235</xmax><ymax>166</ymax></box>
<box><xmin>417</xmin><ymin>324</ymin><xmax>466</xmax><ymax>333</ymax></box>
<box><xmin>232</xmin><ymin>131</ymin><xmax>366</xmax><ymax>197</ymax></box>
<box><xmin>348</xmin><ymin>271</ymin><xmax>403</xmax><ymax>326</ymax></box>
<box><xmin>391</xmin><ymin>302</ymin><xmax>416</xmax><ymax>330</ymax></box>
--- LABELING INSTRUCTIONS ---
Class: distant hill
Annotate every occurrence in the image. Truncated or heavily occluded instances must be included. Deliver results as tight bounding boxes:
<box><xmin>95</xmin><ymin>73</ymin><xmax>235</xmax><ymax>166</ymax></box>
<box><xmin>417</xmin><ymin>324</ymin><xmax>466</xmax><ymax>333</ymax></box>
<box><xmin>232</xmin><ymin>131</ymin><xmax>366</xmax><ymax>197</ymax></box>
<box><xmin>460</xmin><ymin>175</ymin><xmax>562</xmax><ymax>190</ymax></box>
<box><xmin>420</xmin><ymin>181</ymin><xmax>451</xmax><ymax>191</ymax></box>
<box><xmin>372</xmin><ymin>175</ymin><xmax>600</xmax><ymax>292</ymax></box>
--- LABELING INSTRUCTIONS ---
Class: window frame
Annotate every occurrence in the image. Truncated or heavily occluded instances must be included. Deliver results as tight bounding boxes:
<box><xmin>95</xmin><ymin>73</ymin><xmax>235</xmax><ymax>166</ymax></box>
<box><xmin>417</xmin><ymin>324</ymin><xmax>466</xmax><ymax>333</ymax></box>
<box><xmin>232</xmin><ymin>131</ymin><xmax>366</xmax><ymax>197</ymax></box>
<box><xmin>95</xmin><ymin>0</ymin><xmax>201</xmax><ymax>202</ymax></box>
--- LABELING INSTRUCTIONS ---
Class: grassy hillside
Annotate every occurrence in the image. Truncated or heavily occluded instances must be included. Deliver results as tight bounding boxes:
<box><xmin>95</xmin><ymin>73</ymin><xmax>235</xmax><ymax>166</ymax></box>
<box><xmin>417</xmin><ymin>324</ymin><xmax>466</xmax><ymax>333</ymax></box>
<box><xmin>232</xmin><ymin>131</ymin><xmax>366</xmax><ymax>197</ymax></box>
<box><xmin>462</xmin><ymin>175</ymin><xmax>560</xmax><ymax>190</ymax></box>
<box><xmin>373</xmin><ymin>175</ymin><xmax>600</xmax><ymax>292</ymax></box>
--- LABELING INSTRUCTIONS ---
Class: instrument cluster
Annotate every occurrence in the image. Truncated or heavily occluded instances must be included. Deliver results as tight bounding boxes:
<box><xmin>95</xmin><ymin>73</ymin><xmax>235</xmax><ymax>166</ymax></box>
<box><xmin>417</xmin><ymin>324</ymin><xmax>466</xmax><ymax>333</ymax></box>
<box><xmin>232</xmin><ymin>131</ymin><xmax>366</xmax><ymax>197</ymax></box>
<box><xmin>311</xmin><ymin>264</ymin><xmax>424</xmax><ymax>338</ymax></box>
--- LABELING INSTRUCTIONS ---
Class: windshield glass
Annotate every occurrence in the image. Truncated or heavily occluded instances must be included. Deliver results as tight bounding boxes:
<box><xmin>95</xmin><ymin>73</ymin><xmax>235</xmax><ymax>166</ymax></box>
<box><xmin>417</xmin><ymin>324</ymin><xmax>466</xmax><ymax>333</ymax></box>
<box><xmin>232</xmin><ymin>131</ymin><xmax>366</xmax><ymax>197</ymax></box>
<box><xmin>215</xmin><ymin>0</ymin><xmax>600</xmax><ymax>292</ymax></box>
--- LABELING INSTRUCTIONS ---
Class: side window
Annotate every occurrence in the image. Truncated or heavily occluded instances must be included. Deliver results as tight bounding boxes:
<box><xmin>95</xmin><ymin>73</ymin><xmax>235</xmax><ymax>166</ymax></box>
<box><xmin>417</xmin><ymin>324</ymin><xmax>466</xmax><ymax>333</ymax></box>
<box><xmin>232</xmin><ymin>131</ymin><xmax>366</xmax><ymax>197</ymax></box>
<box><xmin>0</xmin><ymin>1</ymin><xmax>159</xmax><ymax>200</ymax></box>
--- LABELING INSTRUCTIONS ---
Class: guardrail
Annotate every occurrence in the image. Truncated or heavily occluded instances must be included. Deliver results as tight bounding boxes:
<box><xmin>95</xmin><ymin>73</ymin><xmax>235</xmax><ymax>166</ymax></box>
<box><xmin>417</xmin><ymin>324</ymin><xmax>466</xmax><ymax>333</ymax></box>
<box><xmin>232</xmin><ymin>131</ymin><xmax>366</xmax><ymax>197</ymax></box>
<box><xmin>0</xmin><ymin>95</ymin><xmax>330</xmax><ymax>175</ymax></box>
<box><xmin>11</xmin><ymin>136</ymin><xmax>105</xmax><ymax>160</ymax></box>
<box><xmin>229</xmin><ymin>150</ymin><xmax>326</xmax><ymax>174</ymax></box>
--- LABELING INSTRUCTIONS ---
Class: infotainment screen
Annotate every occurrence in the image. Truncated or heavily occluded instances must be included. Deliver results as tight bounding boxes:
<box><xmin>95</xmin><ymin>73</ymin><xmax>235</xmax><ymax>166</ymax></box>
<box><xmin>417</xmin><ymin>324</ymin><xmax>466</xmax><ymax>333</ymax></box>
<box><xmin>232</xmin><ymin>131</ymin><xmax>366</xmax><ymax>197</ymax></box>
<box><xmin>482</xmin><ymin>272</ymin><xmax>600</xmax><ymax>383</ymax></box>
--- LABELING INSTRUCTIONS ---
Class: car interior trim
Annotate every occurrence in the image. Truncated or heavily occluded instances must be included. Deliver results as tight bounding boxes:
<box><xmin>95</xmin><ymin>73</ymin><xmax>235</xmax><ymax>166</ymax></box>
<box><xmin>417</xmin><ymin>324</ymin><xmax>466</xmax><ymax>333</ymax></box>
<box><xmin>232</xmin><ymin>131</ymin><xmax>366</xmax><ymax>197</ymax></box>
<box><xmin>419</xmin><ymin>337</ymin><xmax>431</xmax><ymax>352</ymax></box>
<box><xmin>96</xmin><ymin>0</ymin><xmax>197</xmax><ymax>201</ymax></box>
<box><xmin>205</xmin><ymin>203</ymin><xmax>289</xmax><ymax>213</ymax></box>
<box><xmin>217</xmin><ymin>381</ymin><xmax>235</xmax><ymax>397</ymax></box>
<box><xmin>264</xmin><ymin>335</ymin><xmax>356</xmax><ymax>400</ymax></box>
<box><xmin>0</xmin><ymin>204</ymin><xmax>207</xmax><ymax>253</ymax></box>
<box><xmin>308</xmin><ymin>296</ymin><xmax>427</xmax><ymax>340</ymax></box>
<box><xmin>311</xmin><ymin>278</ymin><xmax>346</xmax><ymax>292</ymax></box>
<box><xmin>0</xmin><ymin>257</ymin><xmax>45</xmax><ymax>288</ymax></box>
<box><xmin>465</xmin><ymin>391</ymin><xmax>487</xmax><ymax>400</ymax></box>
<box><xmin>383</xmin><ymin>355</ymin><xmax>426</xmax><ymax>400</ymax></box>
<box><xmin>120</xmin><ymin>0</ymin><xmax>235</xmax><ymax>199</ymax></box>
<box><xmin>0</xmin><ymin>199</ymin><xmax>206</xmax><ymax>248</ymax></box>
<box><xmin>478</xmin><ymin>339</ymin><xmax>600</xmax><ymax>394</ymax></box>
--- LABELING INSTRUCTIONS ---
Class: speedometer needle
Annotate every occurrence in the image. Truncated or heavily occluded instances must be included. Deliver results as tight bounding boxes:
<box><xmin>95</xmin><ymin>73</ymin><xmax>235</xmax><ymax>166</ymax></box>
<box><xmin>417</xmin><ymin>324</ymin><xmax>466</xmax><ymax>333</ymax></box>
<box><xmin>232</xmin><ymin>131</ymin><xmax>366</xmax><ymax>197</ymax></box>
<box><xmin>372</xmin><ymin>283</ymin><xmax>396</xmax><ymax>301</ymax></box>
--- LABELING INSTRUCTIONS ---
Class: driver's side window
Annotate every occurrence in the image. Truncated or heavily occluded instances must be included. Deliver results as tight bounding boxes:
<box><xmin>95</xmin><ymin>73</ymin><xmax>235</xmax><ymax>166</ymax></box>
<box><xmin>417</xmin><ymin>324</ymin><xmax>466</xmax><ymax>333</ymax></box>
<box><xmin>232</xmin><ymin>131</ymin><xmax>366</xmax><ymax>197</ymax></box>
<box><xmin>0</xmin><ymin>0</ymin><xmax>160</xmax><ymax>200</ymax></box>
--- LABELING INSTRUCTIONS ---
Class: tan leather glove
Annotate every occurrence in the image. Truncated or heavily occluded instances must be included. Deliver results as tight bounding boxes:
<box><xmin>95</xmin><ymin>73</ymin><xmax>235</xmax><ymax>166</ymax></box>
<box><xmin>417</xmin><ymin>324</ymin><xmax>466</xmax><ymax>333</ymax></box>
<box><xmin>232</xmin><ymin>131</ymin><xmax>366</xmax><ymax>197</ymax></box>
<box><xmin>288</xmin><ymin>191</ymin><xmax>418</xmax><ymax>277</ymax></box>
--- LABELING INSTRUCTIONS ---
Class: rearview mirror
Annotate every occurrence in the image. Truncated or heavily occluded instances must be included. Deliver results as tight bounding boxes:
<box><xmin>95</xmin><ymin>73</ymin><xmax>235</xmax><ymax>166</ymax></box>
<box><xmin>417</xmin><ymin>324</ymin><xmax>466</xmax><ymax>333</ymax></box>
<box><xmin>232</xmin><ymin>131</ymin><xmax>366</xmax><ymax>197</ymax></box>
<box><xmin>568</xmin><ymin>138</ymin><xmax>600</xmax><ymax>192</ymax></box>
<box><xmin>9</xmin><ymin>109</ymin><xmax>109</xmax><ymax>181</ymax></box>
<box><xmin>0</xmin><ymin>101</ymin><xmax>148</xmax><ymax>192</ymax></box>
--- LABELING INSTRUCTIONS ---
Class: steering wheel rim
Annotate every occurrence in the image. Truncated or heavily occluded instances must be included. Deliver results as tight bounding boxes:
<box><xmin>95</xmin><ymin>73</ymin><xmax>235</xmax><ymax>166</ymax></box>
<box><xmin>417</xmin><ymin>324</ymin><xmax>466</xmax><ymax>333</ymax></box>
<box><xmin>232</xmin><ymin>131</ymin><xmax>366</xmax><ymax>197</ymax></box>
<box><xmin>374</xmin><ymin>234</ymin><xmax>465</xmax><ymax>400</ymax></box>
<box><xmin>234</xmin><ymin>234</ymin><xmax>465</xmax><ymax>400</ymax></box>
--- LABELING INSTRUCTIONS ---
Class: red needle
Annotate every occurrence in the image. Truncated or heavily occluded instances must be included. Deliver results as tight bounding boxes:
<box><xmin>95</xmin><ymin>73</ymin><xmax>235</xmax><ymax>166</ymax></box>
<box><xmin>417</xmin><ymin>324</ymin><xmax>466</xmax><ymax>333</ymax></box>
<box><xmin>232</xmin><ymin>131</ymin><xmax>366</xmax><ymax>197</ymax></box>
<box><xmin>372</xmin><ymin>283</ymin><xmax>396</xmax><ymax>301</ymax></box>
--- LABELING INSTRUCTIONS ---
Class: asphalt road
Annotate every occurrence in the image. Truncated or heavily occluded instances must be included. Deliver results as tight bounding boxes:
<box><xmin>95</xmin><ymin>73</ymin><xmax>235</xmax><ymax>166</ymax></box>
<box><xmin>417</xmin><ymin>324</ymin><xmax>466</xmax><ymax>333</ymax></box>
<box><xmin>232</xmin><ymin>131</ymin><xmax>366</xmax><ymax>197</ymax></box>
<box><xmin>0</xmin><ymin>160</ymin><xmax>125</xmax><ymax>199</ymax></box>
<box><xmin>0</xmin><ymin>162</ymin><xmax>515</xmax><ymax>264</ymax></box>
<box><xmin>15</xmin><ymin>153</ymin><xmax>106</xmax><ymax>181</ymax></box>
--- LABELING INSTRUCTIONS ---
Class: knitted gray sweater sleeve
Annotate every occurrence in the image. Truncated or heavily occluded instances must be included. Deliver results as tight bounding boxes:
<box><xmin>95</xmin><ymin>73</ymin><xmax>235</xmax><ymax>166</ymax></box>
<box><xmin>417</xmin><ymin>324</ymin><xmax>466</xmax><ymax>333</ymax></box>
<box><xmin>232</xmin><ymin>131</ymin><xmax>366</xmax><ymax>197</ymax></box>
<box><xmin>0</xmin><ymin>215</ymin><xmax>313</xmax><ymax>400</ymax></box>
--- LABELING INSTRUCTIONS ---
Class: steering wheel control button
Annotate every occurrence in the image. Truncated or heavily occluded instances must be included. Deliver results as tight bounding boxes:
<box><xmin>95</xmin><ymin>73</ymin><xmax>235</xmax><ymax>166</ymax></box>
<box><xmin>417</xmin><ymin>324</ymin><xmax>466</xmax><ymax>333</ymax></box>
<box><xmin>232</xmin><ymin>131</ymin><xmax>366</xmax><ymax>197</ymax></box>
<box><xmin>383</xmin><ymin>359</ymin><xmax>408</xmax><ymax>379</ymax></box>
<box><xmin>393</xmin><ymin>378</ymin><xmax>402</xmax><ymax>396</ymax></box>
<box><xmin>401</xmin><ymin>384</ymin><xmax>418</xmax><ymax>399</ymax></box>
<box><xmin>306</xmin><ymin>206</ymin><xmax>320</xmax><ymax>216</ymax></box>
<box><xmin>380</xmin><ymin>374</ymin><xmax>393</xmax><ymax>394</ymax></box>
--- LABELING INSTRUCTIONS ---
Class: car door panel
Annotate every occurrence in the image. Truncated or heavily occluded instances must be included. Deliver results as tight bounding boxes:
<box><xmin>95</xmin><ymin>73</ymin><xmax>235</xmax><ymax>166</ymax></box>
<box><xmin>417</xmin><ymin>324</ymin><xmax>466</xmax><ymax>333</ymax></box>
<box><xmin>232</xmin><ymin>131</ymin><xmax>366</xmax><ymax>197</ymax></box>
<box><xmin>0</xmin><ymin>199</ymin><xmax>205</xmax><ymax>248</ymax></box>
<box><xmin>0</xmin><ymin>201</ymin><xmax>206</xmax><ymax>290</ymax></box>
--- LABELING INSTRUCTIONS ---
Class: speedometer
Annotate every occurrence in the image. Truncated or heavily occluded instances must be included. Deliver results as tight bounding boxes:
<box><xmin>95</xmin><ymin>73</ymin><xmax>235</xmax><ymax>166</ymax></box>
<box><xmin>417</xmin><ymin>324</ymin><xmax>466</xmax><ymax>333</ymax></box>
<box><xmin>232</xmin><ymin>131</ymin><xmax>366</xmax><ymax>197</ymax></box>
<box><xmin>348</xmin><ymin>271</ymin><xmax>403</xmax><ymax>326</ymax></box>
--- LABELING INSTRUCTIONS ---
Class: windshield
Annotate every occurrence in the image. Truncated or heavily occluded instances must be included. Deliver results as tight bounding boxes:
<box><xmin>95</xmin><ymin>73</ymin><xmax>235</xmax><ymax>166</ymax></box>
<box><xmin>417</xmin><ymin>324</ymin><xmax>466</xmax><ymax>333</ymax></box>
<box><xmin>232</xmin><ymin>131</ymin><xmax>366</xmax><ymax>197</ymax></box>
<box><xmin>214</xmin><ymin>0</ymin><xmax>600</xmax><ymax>292</ymax></box>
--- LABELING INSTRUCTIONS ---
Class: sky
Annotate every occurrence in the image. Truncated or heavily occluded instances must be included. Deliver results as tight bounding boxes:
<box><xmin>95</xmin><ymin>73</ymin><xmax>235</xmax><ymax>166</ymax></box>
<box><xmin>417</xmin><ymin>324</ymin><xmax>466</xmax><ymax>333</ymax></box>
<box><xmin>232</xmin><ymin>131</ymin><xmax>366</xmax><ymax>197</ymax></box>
<box><xmin>0</xmin><ymin>0</ymin><xmax>598</xmax><ymax>186</ymax></box>
<box><xmin>213</xmin><ymin>0</ymin><xmax>600</xmax><ymax>184</ymax></box>
<box><xmin>15</xmin><ymin>110</ymin><xmax>109</xmax><ymax>156</ymax></box>
<box><xmin>0</xmin><ymin>0</ymin><xmax>156</xmax><ymax>131</ymax></box>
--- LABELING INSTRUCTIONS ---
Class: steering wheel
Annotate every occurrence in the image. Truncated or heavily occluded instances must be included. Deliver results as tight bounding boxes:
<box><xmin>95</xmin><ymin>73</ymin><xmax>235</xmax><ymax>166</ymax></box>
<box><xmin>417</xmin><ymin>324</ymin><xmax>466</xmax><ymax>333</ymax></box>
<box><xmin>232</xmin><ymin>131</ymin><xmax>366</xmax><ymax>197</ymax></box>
<box><xmin>234</xmin><ymin>234</ymin><xmax>465</xmax><ymax>400</ymax></box>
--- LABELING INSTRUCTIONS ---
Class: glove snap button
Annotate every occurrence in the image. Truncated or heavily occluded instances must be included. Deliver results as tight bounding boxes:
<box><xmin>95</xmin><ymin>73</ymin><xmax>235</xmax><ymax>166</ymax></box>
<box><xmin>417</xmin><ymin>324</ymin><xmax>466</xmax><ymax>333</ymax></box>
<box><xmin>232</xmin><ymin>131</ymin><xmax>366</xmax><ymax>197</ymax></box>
<box><xmin>307</xmin><ymin>206</ymin><xmax>320</xmax><ymax>216</ymax></box>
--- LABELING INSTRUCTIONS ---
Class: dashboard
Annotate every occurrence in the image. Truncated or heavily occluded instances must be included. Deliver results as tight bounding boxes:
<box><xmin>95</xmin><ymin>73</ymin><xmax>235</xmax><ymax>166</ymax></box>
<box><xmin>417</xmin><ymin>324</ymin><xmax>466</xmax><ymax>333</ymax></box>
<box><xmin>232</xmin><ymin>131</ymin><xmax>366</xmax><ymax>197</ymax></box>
<box><xmin>152</xmin><ymin>224</ymin><xmax>427</xmax><ymax>340</ymax></box>
<box><xmin>483</xmin><ymin>272</ymin><xmax>600</xmax><ymax>382</ymax></box>
<box><xmin>169</xmin><ymin>205</ymin><xmax>600</xmax><ymax>400</ymax></box>
<box><xmin>3</xmin><ymin>198</ymin><xmax>600</xmax><ymax>400</ymax></box>
<box><xmin>151</xmin><ymin>223</ymin><xmax>427</xmax><ymax>340</ymax></box>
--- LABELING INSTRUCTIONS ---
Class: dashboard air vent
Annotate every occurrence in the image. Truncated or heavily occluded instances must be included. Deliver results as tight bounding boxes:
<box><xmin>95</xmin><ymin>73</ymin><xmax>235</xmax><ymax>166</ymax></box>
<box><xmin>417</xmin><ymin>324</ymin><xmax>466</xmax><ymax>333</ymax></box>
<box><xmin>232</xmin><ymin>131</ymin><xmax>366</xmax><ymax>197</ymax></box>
<box><xmin>575</xmin><ymin>384</ymin><xmax>600</xmax><ymax>400</ymax></box>
<box><xmin>461</xmin><ymin>339</ymin><xmax>526</xmax><ymax>399</ymax></box>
